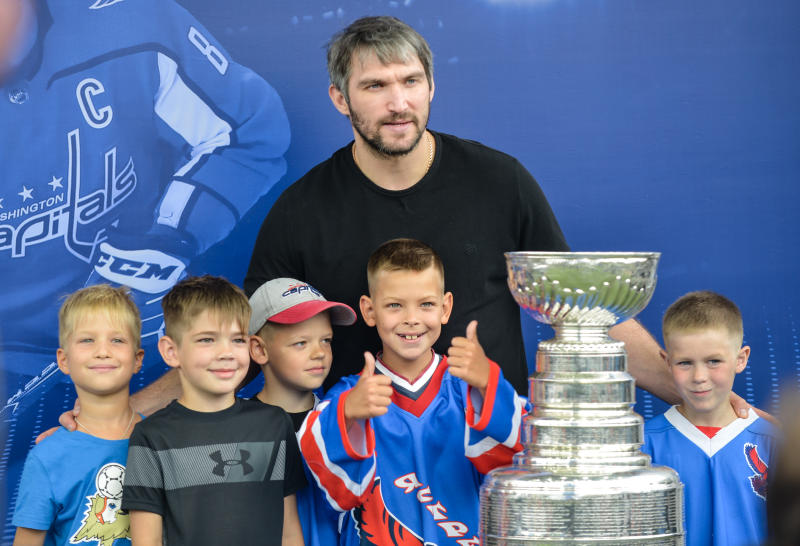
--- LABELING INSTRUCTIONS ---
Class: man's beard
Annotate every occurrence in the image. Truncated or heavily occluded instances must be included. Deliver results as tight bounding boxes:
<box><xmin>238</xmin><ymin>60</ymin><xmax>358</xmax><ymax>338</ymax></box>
<box><xmin>349</xmin><ymin>106</ymin><xmax>429</xmax><ymax>158</ymax></box>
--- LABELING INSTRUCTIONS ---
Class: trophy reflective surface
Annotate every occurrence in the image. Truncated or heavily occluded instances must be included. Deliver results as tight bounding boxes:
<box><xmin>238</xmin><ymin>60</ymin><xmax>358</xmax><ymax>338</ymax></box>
<box><xmin>480</xmin><ymin>252</ymin><xmax>684</xmax><ymax>545</ymax></box>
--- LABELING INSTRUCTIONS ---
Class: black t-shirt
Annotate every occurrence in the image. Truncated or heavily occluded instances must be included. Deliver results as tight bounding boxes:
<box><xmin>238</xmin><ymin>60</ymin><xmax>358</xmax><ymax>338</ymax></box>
<box><xmin>123</xmin><ymin>399</ymin><xmax>306</xmax><ymax>545</ymax></box>
<box><xmin>245</xmin><ymin>131</ymin><xmax>568</xmax><ymax>394</ymax></box>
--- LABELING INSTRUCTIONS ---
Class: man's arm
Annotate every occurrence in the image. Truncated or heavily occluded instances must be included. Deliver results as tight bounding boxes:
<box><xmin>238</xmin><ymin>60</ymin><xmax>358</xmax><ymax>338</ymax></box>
<box><xmin>281</xmin><ymin>494</ymin><xmax>304</xmax><ymax>546</ymax></box>
<box><xmin>609</xmin><ymin>319</ymin><xmax>679</xmax><ymax>404</ymax></box>
<box><xmin>12</xmin><ymin>527</ymin><xmax>46</xmax><ymax>546</ymax></box>
<box><xmin>45</xmin><ymin>368</ymin><xmax>180</xmax><ymax>438</ymax></box>
<box><xmin>129</xmin><ymin>369</ymin><xmax>181</xmax><ymax>416</ymax></box>
<box><xmin>129</xmin><ymin>510</ymin><xmax>163</xmax><ymax>546</ymax></box>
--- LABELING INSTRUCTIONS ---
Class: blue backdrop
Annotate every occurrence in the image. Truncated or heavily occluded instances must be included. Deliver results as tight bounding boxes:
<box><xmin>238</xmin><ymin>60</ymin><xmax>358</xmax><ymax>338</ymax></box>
<box><xmin>184</xmin><ymin>0</ymin><xmax>800</xmax><ymax>416</ymax></box>
<box><xmin>2</xmin><ymin>0</ymin><xmax>798</xmax><ymax>540</ymax></box>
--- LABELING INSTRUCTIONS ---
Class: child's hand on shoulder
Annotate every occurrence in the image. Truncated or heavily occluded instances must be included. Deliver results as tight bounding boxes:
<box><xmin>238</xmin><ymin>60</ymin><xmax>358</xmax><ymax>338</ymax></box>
<box><xmin>344</xmin><ymin>352</ymin><xmax>393</xmax><ymax>421</ymax></box>
<box><xmin>447</xmin><ymin>320</ymin><xmax>490</xmax><ymax>395</ymax></box>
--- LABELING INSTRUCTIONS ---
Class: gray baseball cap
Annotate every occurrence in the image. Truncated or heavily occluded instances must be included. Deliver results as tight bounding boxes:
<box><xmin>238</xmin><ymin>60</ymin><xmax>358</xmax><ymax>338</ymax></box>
<box><xmin>248</xmin><ymin>277</ymin><xmax>356</xmax><ymax>335</ymax></box>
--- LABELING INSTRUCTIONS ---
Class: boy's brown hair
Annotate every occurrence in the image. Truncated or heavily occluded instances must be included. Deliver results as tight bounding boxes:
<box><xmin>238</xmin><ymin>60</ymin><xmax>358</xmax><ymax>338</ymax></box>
<box><xmin>662</xmin><ymin>290</ymin><xmax>744</xmax><ymax>347</ymax></box>
<box><xmin>161</xmin><ymin>275</ymin><xmax>250</xmax><ymax>342</ymax></box>
<box><xmin>59</xmin><ymin>284</ymin><xmax>142</xmax><ymax>349</ymax></box>
<box><xmin>366</xmin><ymin>238</ymin><xmax>445</xmax><ymax>293</ymax></box>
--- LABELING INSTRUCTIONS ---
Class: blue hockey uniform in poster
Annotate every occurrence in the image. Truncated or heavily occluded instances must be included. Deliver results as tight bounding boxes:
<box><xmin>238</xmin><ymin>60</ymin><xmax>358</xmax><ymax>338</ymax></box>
<box><xmin>0</xmin><ymin>0</ymin><xmax>288</xmax><ymax>406</ymax></box>
<box><xmin>0</xmin><ymin>0</ymin><xmax>289</xmax><ymax>536</ymax></box>
<box><xmin>642</xmin><ymin>407</ymin><xmax>779</xmax><ymax>546</ymax></box>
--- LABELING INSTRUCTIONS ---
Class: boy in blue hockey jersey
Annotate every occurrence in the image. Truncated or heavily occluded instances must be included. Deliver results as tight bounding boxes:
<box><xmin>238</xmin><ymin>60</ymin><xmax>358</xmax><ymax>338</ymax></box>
<box><xmin>12</xmin><ymin>284</ymin><xmax>144</xmax><ymax>545</ymax></box>
<box><xmin>300</xmin><ymin>238</ymin><xmax>528</xmax><ymax>546</ymax></box>
<box><xmin>248</xmin><ymin>277</ymin><xmax>357</xmax><ymax>545</ymax></box>
<box><xmin>642</xmin><ymin>290</ymin><xmax>779</xmax><ymax>546</ymax></box>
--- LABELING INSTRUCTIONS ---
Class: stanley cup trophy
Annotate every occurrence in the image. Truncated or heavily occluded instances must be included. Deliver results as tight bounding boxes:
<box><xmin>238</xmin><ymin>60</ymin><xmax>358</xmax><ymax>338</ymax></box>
<box><xmin>480</xmin><ymin>252</ymin><xmax>684</xmax><ymax>545</ymax></box>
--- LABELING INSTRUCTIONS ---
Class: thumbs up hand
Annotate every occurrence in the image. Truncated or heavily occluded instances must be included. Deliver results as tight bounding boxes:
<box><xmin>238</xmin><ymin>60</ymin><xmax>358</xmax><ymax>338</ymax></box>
<box><xmin>344</xmin><ymin>352</ymin><xmax>394</xmax><ymax>422</ymax></box>
<box><xmin>447</xmin><ymin>320</ymin><xmax>490</xmax><ymax>394</ymax></box>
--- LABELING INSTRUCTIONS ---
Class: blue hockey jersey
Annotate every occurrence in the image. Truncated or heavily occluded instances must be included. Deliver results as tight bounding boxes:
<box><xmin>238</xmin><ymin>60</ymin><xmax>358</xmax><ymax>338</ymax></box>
<box><xmin>0</xmin><ymin>0</ymin><xmax>289</xmax><ymax>370</ymax></box>
<box><xmin>642</xmin><ymin>407</ymin><xmax>778</xmax><ymax>546</ymax></box>
<box><xmin>300</xmin><ymin>352</ymin><xmax>528</xmax><ymax>546</ymax></box>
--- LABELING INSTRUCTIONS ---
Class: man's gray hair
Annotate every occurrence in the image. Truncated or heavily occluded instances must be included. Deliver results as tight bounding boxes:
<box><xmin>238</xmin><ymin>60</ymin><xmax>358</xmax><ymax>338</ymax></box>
<box><xmin>327</xmin><ymin>16</ymin><xmax>433</xmax><ymax>101</ymax></box>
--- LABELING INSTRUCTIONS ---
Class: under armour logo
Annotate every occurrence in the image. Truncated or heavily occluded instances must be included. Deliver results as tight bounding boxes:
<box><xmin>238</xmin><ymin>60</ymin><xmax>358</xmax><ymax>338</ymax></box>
<box><xmin>210</xmin><ymin>449</ymin><xmax>253</xmax><ymax>477</ymax></box>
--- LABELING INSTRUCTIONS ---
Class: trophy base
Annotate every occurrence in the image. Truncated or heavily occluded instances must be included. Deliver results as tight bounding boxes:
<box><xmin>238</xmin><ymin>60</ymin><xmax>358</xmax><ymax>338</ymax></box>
<box><xmin>480</xmin><ymin>465</ymin><xmax>683</xmax><ymax>545</ymax></box>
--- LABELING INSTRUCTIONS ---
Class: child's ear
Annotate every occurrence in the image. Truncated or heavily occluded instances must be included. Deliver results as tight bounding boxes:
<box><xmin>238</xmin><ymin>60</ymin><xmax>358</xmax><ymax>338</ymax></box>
<box><xmin>249</xmin><ymin>335</ymin><xmax>269</xmax><ymax>365</ymax></box>
<box><xmin>360</xmin><ymin>295</ymin><xmax>377</xmax><ymax>327</ymax></box>
<box><xmin>133</xmin><ymin>348</ymin><xmax>144</xmax><ymax>374</ymax></box>
<box><xmin>735</xmin><ymin>345</ymin><xmax>750</xmax><ymax>373</ymax></box>
<box><xmin>56</xmin><ymin>348</ymin><xmax>70</xmax><ymax>375</ymax></box>
<box><xmin>441</xmin><ymin>291</ymin><xmax>454</xmax><ymax>325</ymax></box>
<box><xmin>158</xmin><ymin>336</ymin><xmax>180</xmax><ymax>369</ymax></box>
<box><xmin>659</xmin><ymin>348</ymin><xmax>669</xmax><ymax>366</ymax></box>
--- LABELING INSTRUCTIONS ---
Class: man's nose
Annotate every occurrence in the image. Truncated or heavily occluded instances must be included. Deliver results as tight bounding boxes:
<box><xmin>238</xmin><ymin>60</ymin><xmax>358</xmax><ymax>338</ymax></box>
<box><xmin>386</xmin><ymin>84</ymin><xmax>409</xmax><ymax>112</ymax></box>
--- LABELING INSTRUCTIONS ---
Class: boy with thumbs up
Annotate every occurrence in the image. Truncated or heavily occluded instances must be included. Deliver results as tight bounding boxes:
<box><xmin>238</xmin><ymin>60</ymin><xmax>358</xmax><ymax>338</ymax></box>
<box><xmin>300</xmin><ymin>238</ymin><xmax>528</xmax><ymax>546</ymax></box>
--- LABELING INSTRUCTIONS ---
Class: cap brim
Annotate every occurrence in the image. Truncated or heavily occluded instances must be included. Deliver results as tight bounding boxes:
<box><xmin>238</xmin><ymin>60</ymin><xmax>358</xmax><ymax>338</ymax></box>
<box><xmin>269</xmin><ymin>300</ymin><xmax>357</xmax><ymax>326</ymax></box>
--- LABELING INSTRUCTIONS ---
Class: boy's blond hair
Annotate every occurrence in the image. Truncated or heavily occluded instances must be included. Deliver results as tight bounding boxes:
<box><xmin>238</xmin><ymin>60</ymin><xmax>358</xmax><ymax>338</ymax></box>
<box><xmin>662</xmin><ymin>290</ymin><xmax>744</xmax><ymax>347</ymax></box>
<box><xmin>366</xmin><ymin>238</ymin><xmax>444</xmax><ymax>292</ymax></box>
<box><xmin>59</xmin><ymin>284</ymin><xmax>142</xmax><ymax>349</ymax></box>
<box><xmin>161</xmin><ymin>275</ymin><xmax>250</xmax><ymax>342</ymax></box>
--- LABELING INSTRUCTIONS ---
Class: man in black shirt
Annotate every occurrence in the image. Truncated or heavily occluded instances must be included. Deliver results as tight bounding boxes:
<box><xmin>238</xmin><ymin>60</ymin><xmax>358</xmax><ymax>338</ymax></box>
<box><xmin>244</xmin><ymin>16</ymin><xmax>676</xmax><ymax>401</ymax></box>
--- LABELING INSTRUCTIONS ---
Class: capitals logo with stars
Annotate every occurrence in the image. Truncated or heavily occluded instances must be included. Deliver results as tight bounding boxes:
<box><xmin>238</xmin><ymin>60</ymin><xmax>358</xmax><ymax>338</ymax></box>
<box><xmin>70</xmin><ymin>463</ymin><xmax>131</xmax><ymax>545</ymax></box>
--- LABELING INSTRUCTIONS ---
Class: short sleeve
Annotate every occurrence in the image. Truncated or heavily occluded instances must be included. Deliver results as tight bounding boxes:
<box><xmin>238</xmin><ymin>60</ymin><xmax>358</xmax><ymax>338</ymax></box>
<box><xmin>244</xmin><ymin>190</ymin><xmax>301</xmax><ymax>296</ymax></box>
<box><xmin>122</xmin><ymin>426</ymin><xmax>166</xmax><ymax>515</ymax></box>
<box><xmin>515</xmin><ymin>160</ymin><xmax>569</xmax><ymax>251</ymax></box>
<box><xmin>11</xmin><ymin>451</ymin><xmax>57</xmax><ymax>531</ymax></box>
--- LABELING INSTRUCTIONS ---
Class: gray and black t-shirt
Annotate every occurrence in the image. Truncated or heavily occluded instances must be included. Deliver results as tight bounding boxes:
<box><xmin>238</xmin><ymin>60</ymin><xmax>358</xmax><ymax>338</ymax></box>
<box><xmin>123</xmin><ymin>398</ymin><xmax>306</xmax><ymax>544</ymax></box>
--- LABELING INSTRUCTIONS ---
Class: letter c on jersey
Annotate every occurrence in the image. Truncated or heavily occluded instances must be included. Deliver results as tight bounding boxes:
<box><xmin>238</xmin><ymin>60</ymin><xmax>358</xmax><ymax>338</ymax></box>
<box><xmin>76</xmin><ymin>78</ymin><xmax>113</xmax><ymax>129</ymax></box>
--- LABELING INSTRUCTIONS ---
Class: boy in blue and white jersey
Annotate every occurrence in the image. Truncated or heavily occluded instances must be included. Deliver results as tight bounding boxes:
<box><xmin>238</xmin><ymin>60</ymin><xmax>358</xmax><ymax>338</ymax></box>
<box><xmin>642</xmin><ymin>290</ymin><xmax>779</xmax><ymax>546</ymax></box>
<box><xmin>300</xmin><ymin>239</ymin><xmax>528</xmax><ymax>546</ymax></box>
<box><xmin>12</xmin><ymin>285</ymin><xmax>144</xmax><ymax>545</ymax></box>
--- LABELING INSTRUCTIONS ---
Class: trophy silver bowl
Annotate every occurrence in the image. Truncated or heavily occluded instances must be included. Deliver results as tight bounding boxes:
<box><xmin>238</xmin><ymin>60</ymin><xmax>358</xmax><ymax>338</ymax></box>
<box><xmin>480</xmin><ymin>252</ymin><xmax>684</xmax><ymax>545</ymax></box>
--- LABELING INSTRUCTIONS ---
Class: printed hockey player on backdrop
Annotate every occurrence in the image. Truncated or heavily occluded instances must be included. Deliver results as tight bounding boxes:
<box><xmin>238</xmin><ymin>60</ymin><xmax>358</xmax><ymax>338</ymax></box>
<box><xmin>1</xmin><ymin>0</ymin><xmax>288</xmax><ymax>413</ymax></box>
<box><xmin>0</xmin><ymin>0</ymin><xmax>289</xmax><ymax>537</ymax></box>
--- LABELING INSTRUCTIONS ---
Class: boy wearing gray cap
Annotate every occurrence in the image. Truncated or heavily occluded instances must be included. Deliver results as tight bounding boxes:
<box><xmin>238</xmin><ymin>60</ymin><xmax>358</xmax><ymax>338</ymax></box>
<box><xmin>248</xmin><ymin>277</ymin><xmax>356</xmax><ymax>546</ymax></box>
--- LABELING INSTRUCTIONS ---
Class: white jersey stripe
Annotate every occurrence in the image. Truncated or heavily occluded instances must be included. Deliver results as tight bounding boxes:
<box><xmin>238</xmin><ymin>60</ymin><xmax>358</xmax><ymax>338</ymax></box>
<box><xmin>309</xmin><ymin>401</ymin><xmax>375</xmax><ymax>506</ymax></box>
<box><xmin>154</xmin><ymin>52</ymin><xmax>232</xmax><ymax>227</ymax></box>
<box><xmin>663</xmin><ymin>405</ymin><xmax>759</xmax><ymax>457</ymax></box>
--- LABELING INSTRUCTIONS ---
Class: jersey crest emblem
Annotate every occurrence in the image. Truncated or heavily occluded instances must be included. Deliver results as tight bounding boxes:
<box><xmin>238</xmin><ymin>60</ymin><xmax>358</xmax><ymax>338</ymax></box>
<box><xmin>743</xmin><ymin>442</ymin><xmax>768</xmax><ymax>500</ymax></box>
<box><xmin>70</xmin><ymin>462</ymin><xmax>131</xmax><ymax>545</ymax></box>
<box><xmin>354</xmin><ymin>477</ymin><xmax>426</xmax><ymax>546</ymax></box>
